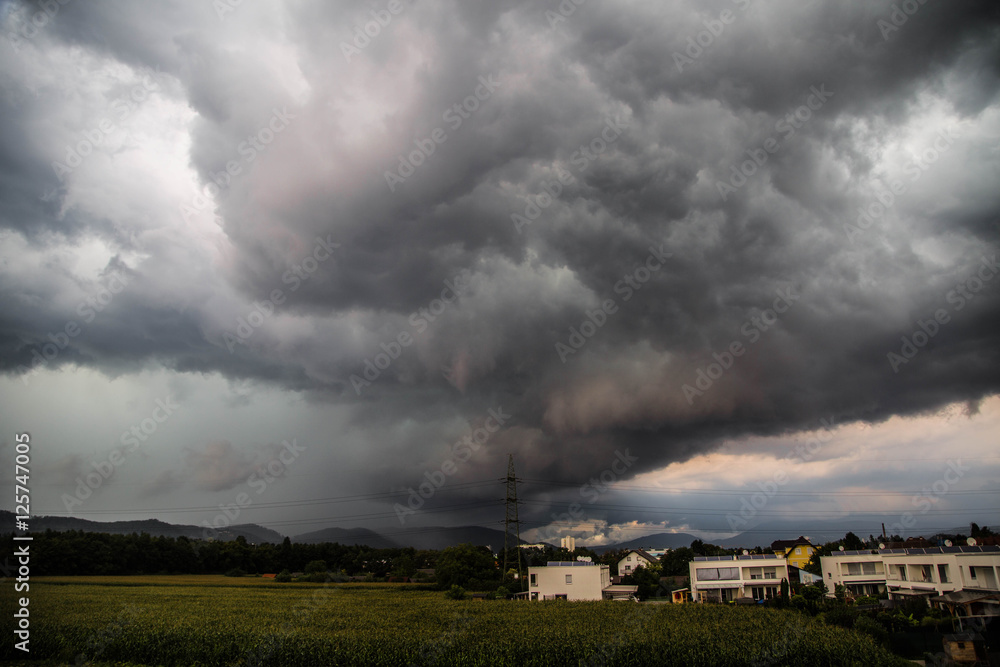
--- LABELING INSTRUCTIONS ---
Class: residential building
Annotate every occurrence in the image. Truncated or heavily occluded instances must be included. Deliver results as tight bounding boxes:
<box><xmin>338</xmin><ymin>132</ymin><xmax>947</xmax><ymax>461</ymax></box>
<box><xmin>689</xmin><ymin>554</ymin><xmax>789</xmax><ymax>603</ymax></box>
<box><xmin>527</xmin><ymin>561</ymin><xmax>612</xmax><ymax>601</ymax></box>
<box><xmin>560</xmin><ymin>536</ymin><xmax>576</xmax><ymax>552</ymax></box>
<box><xmin>821</xmin><ymin>545</ymin><xmax>1000</xmax><ymax>602</ymax></box>
<box><xmin>617</xmin><ymin>549</ymin><xmax>656</xmax><ymax>576</ymax></box>
<box><xmin>770</xmin><ymin>536</ymin><xmax>816</xmax><ymax>569</ymax></box>
<box><xmin>820</xmin><ymin>550</ymin><xmax>886</xmax><ymax>597</ymax></box>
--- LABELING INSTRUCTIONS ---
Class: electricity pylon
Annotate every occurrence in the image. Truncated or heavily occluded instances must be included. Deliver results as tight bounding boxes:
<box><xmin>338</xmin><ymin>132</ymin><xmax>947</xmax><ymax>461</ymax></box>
<box><xmin>501</xmin><ymin>453</ymin><xmax>523</xmax><ymax>588</ymax></box>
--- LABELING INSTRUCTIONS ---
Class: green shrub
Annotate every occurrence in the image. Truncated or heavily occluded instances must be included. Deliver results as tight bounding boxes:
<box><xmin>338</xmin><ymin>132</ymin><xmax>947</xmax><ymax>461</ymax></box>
<box><xmin>825</xmin><ymin>605</ymin><xmax>858</xmax><ymax>629</ymax></box>
<box><xmin>275</xmin><ymin>569</ymin><xmax>292</xmax><ymax>582</ymax></box>
<box><xmin>445</xmin><ymin>585</ymin><xmax>467</xmax><ymax>600</ymax></box>
<box><xmin>854</xmin><ymin>615</ymin><xmax>888</xmax><ymax>645</ymax></box>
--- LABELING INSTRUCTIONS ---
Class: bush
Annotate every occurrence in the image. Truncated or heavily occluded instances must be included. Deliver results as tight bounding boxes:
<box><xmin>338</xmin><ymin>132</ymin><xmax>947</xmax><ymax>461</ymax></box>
<box><xmin>825</xmin><ymin>605</ymin><xmax>858</xmax><ymax>629</ymax></box>
<box><xmin>495</xmin><ymin>586</ymin><xmax>511</xmax><ymax>600</ymax></box>
<box><xmin>304</xmin><ymin>560</ymin><xmax>328</xmax><ymax>574</ymax></box>
<box><xmin>445</xmin><ymin>585</ymin><xmax>467</xmax><ymax>600</ymax></box>
<box><xmin>275</xmin><ymin>569</ymin><xmax>292</xmax><ymax>582</ymax></box>
<box><xmin>224</xmin><ymin>568</ymin><xmax>246</xmax><ymax>577</ymax></box>
<box><xmin>854</xmin><ymin>595</ymin><xmax>879</xmax><ymax>607</ymax></box>
<box><xmin>854</xmin><ymin>615</ymin><xmax>888</xmax><ymax>646</ymax></box>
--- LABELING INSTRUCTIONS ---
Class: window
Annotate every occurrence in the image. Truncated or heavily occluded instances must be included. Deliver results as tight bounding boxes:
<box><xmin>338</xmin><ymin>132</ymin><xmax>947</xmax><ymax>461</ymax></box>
<box><xmin>624</xmin><ymin>565</ymin><xmax>631</xmax><ymax>572</ymax></box>
<box><xmin>696</xmin><ymin>567</ymin><xmax>739</xmax><ymax>581</ymax></box>
<box><xmin>794</xmin><ymin>547</ymin><xmax>801</xmax><ymax>554</ymax></box>
<box><xmin>899</xmin><ymin>566</ymin><xmax>906</xmax><ymax>581</ymax></box>
<box><xmin>938</xmin><ymin>564</ymin><xmax>949</xmax><ymax>583</ymax></box>
<box><xmin>565</xmin><ymin>574</ymin><xmax>572</xmax><ymax>585</ymax></box>
<box><xmin>862</xmin><ymin>562</ymin><xmax>877</xmax><ymax>576</ymax></box>
<box><xmin>530</xmin><ymin>573</ymin><xmax>537</xmax><ymax>587</ymax></box>
<box><xmin>751</xmin><ymin>586</ymin><xmax>765</xmax><ymax>601</ymax></box>
<box><xmin>627</xmin><ymin>556</ymin><xmax>632</xmax><ymax>562</ymax></box>
<box><xmin>970</xmin><ymin>567</ymin><xmax>977</xmax><ymax>580</ymax></box>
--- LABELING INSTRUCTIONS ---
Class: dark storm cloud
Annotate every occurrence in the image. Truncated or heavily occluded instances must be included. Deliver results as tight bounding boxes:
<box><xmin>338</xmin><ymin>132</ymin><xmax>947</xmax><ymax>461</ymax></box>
<box><xmin>1</xmin><ymin>0</ymin><xmax>999</xmax><ymax>526</ymax></box>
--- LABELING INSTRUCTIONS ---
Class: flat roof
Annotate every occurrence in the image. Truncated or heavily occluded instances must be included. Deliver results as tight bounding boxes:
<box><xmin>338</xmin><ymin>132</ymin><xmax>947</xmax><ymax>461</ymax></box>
<box><xmin>693</xmin><ymin>554</ymin><xmax>780</xmax><ymax>562</ymax></box>
<box><xmin>827</xmin><ymin>545</ymin><xmax>1000</xmax><ymax>556</ymax></box>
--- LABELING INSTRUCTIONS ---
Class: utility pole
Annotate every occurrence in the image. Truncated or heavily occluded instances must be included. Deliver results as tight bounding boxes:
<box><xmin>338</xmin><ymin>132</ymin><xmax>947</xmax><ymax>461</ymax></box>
<box><xmin>501</xmin><ymin>453</ymin><xmax>523</xmax><ymax>588</ymax></box>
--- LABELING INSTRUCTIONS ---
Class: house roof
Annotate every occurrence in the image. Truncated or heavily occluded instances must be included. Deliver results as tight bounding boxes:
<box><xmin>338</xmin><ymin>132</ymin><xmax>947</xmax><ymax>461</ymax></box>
<box><xmin>930</xmin><ymin>589</ymin><xmax>1000</xmax><ymax>605</ymax></box>
<box><xmin>770</xmin><ymin>536</ymin><xmax>813</xmax><ymax>551</ymax></box>
<box><xmin>622</xmin><ymin>549</ymin><xmax>656</xmax><ymax>562</ymax></box>
<box><xmin>603</xmin><ymin>585</ymin><xmax>639</xmax><ymax>593</ymax></box>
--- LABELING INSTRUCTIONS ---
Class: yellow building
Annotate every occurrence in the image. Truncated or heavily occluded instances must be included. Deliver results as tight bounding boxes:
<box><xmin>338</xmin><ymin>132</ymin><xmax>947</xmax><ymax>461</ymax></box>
<box><xmin>771</xmin><ymin>536</ymin><xmax>816</xmax><ymax>569</ymax></box>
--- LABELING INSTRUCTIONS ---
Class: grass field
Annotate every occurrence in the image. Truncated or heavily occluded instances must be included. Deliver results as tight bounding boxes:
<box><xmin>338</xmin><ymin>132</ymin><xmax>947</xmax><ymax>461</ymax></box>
<box><xmin>4</xmin><ymin>576</ymin><xmax>911</xmax><ymax>666</ymax></box>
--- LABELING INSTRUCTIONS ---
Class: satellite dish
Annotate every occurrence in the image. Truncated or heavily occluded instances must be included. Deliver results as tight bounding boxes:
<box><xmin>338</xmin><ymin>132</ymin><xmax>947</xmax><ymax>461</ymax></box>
<box><xmin>878</xmin><ymin>543</ymin><xmax>885</xmax><ymax>550</ymax></box>
<box><xmin>967</xmin><ymin>538</ymin><xmax>977</xmax><ymax>546</ymax></box>
<box><xmin>743</xmin><ymin>550</ymin><xmax>749</xmax><ymax>555</ymax></box>
<box><xmin>839</xmin><ymin>546</ymin><xmax>845</xmax><ymax>551</ymax></box>
<box><xmin>944</xmin><ymin>540</ymin><xmax>953</xmax><ymax>547</ymax></box>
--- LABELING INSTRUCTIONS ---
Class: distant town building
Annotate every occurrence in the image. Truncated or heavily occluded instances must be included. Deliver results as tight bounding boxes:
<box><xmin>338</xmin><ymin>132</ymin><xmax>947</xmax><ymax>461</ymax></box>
<box><xmin>561</xmin><ymin>536</ymin><xmax>576</xmax><ymax>552</ymax></box>
<box><xmin>689</xmin><ymin>554</ymin><xmax>789</xmax><ymax>603</ymax></box>
<box><xmin>770</xmin><ymin>536</ymin><xmax>816</xmax><ymax>569</ymax></box>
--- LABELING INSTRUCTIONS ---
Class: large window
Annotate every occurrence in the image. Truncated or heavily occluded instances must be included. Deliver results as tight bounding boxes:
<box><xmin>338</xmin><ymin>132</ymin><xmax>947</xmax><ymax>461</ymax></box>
<box><xmin>938</xmin><ymin>564</ymin><xmax>949</xmax><ymax>583</ymax></box>
<box><xmin>845</xmin><ymin>562</ymin><xmax>878</xmax><ymax>576</ymax></box>
<box><xmin>530</xmin><ymin>573</ymin><xmax>537</xmax><ymax>587</ymax></box>
<box><xmin>696</xmin><ymin>567</ymin><xmax>739</xmax><ymax>581</ymax></box>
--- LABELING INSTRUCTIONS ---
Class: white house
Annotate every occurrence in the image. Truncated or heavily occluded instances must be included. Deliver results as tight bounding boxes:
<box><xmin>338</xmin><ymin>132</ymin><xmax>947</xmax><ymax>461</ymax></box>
<box><xmin>821</xmin><ymin>545</ymin><xmax>1000</xmax><ymax>601</ymax></box>
<box><xmin>617</xmin><ymin>549</ymin><xmax>656</xmax><ymax>576</ymax></box>
<box><xmin>527</xmin><ymin>562</ymin><xmax>621</xmax><ymax>601</ymax></box>
<box><xmin>689</xmin><ymin>554</ymin><xmax>789</xmax><ymax>603</ymax></box>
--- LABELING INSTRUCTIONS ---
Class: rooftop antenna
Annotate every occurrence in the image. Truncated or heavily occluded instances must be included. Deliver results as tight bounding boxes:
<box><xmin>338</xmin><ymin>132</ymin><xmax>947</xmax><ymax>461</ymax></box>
<box><xmin>501</xmin><ymin>454</ymin><xmax>523</xmax><ymax>588</ymax></box>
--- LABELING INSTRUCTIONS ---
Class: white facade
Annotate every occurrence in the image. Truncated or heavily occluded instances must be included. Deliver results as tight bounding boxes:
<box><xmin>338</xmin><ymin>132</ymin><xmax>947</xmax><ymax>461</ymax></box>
<box><xmin>527</xmin><ymin>562</ymin><xmax>611</xmax><ymax>601</ymax></box>
<box><xmin>821</xmin><ymin>546</ymin><xmax>1000</xmax><ymax>599</ymax></box>
<box><xmin>689</xmin><ymin>554</ymin><xmax>789</xmax><ymax>603</ymax></box>
<box><xmin>617</xmin><ymin>549</ymin><xmax>656</xmax><ymax>576</ymax></box>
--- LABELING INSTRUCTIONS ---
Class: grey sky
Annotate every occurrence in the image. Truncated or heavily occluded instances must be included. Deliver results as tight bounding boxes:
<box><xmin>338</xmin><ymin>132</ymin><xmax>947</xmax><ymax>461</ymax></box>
<box><xmin>1</xmin><ymin>0</ymin><xmax>998</xmax><ymax>544</ymax></box>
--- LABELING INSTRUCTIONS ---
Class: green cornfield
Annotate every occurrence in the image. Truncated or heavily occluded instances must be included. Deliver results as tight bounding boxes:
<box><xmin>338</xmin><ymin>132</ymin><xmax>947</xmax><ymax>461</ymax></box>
<box><xmin>2</xmin><ymin>576</ymin><xmax>910</xmax><ymax>666</ymax></box>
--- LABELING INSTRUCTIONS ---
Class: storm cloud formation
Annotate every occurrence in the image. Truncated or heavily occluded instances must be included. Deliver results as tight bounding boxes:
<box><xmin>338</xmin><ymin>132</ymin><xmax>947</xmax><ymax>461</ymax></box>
<box><xmin>1</xmin><ymin>0</ymin><xmax>998</xmax><ymax>541</ymax></box>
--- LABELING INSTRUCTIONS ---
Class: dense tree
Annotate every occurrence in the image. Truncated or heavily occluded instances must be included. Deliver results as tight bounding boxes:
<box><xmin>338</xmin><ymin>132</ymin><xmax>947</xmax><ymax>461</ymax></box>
<box><xmin>660</xmin><ymin>547</ymin><xmax>695</xmax><ymax>576</ymax></box>
<box><xmin>434</xmin><ymin>543</ymin><xmax>497</xmax><ymax>589</ymax></box>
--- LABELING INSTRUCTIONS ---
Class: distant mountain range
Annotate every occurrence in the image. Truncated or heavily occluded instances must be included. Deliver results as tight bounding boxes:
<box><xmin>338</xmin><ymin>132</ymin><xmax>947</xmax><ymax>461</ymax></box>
<box><xmin>1</xmin><ymin>511</ymin><xmax>546</xmax><ymax>551</ymax></box>
<box><xmin>4</xmin><ymin>510</ymin><xmax>982</xmax><ymax>553</ymax></box>
<box><xmin>0</xmin><ymin>510</ymin><xmax>284</xmax><ymax>544</ymax></box>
